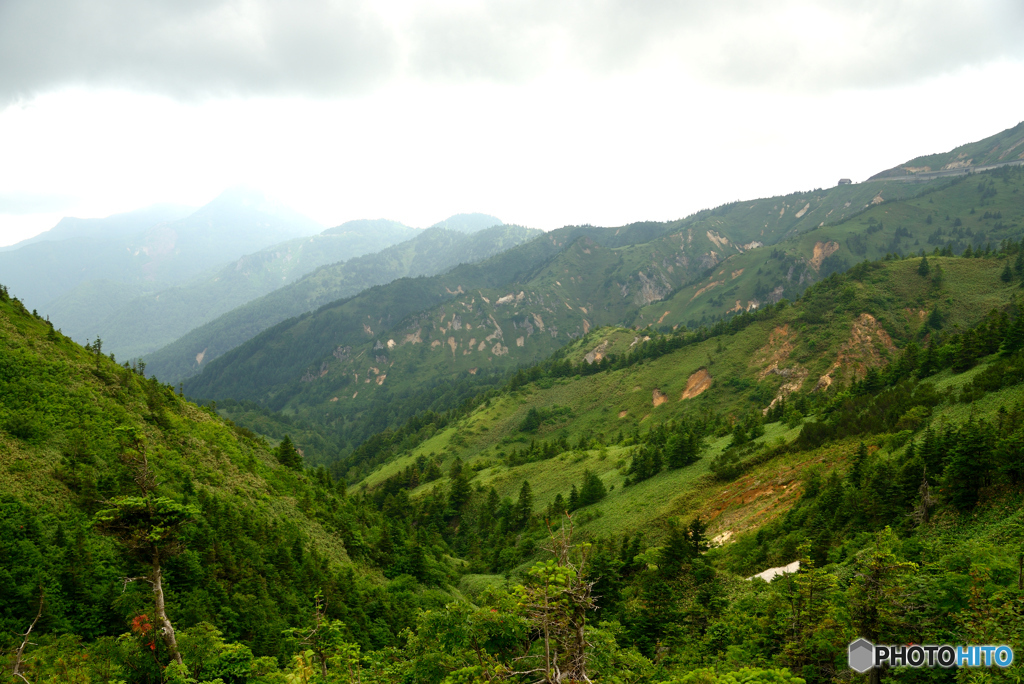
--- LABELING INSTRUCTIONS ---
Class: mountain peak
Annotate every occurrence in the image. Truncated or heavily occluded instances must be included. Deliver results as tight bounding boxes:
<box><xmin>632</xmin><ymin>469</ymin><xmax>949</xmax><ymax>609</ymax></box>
<box><xmin>428</xmin><ymin>213</ymin><xmax>503</xmax><ymax>233</ymax></box>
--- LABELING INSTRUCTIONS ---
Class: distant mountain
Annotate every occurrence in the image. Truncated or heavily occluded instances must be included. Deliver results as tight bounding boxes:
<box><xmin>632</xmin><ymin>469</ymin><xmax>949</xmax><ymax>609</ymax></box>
<box><xmin>0</xmin><ymin>188</ymin><xmax>322</xmax><ymax>312</ymax></box>
<box><xmin>427</xmin><ymin>213</ymin><xmax>503</xmax><ymax>233</ymax></box>
<box><xmin>46</xmin><ymin>218</ymin><xmax>419</xmax><ymax>359</ymax></box>
<box><xmin>0</xmin><ymin>203</ymin><xmax>195</xmax><ymax>252</ymax></box>
<box><xmin>870</xmin><ymin>120</ymin><xmax>1024</xmax><ymax>179</ymax></box>
<box><xmin>143</xmin><ymin>222</ymin><xmax>539</xmax><ymax>384</ymax></box>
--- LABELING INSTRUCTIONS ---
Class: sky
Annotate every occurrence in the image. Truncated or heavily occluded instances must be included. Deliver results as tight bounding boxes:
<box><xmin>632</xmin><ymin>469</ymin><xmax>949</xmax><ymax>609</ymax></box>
<box><xmin>1</xmin><ymin>0</ymin><xmax>1023</xmax><ymax>246</ymax></box>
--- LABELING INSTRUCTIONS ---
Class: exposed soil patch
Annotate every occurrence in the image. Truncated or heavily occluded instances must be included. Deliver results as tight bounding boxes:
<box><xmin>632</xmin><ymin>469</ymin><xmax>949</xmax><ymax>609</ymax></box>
<box><xmin>585</xmin><ymin>340</ymin><xmax>611</xmax><ymax>364</ymax></box>
<box><xmin>753</xmin><ymin>325</ymin><xmax>795</xmax><ymax>378</ymax></box>
<box><xmin>689</xmin><ymin>280</ymin><xmax>724</xmax><ymax>303</ymax></box>
<box><xmin>653</xmin><ymin>388</ymin><xmax>668</xmax><ymax>407</ymax></box>
<box><xmin>681</xmin><ymin>369</ymin><xmax>713</xmax><ymax>399</ymax></box>
<box><xmin>809</xmin><ymin>241</ymin><xmax>840</xmax><ymax>271</ymax></box>
<box><xmin>618</xmin><ymin>410</ymin><xmax>628</xmax><ymax>419</ymax></box>
<box><xmin>815</xmin><ymin>313</ymin><xmax>898</xmax><ymax>389</ymax></box>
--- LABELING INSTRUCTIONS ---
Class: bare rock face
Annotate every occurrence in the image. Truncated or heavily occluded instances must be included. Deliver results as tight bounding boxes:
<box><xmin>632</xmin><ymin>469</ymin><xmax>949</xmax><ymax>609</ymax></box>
<box><xmin>681</xmin><ymin>369</ymin><xmax>713</xmax><ymax>400</ymax></box>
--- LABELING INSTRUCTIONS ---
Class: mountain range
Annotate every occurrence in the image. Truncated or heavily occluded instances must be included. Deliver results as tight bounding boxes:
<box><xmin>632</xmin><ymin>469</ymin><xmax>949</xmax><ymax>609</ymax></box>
<box><xmin>2</xmin><ymin>122</ymin><xmax>1024</xmax><ymax>683</ymax></box>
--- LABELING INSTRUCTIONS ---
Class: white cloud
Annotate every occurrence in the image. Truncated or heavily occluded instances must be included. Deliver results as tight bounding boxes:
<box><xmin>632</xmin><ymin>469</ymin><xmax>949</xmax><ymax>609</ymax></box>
<box><xmin>0</xmin><ymin>1</ymin><xmax>1022</xmax><ymax>247</ymax></box>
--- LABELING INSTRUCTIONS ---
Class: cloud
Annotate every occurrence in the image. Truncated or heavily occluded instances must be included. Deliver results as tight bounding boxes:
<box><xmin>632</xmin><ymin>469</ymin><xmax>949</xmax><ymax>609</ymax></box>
<box><xmin>1</xmin><ymin>0</ymin><xmax>1022</xmax><ymax>104</ymax></box>
<box><xmin>0</xmin><ymin>0</ymin><xmax>400</xmax><ymax>104</ymax></box>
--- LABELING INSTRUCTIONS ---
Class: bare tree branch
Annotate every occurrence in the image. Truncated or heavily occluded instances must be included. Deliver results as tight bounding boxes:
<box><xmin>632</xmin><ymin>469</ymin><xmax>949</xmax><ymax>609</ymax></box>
<box><xmin>11</xmin><ymin>587</ymin><xmax>44</xmax><ymax>682</ymax></box>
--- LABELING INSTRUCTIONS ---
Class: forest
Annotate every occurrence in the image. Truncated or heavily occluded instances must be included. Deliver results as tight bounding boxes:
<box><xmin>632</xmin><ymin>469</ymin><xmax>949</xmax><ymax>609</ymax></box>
<box><xmin>3</xmin><ymin>236</ymin><xmax>1024</xmax><ymax>684</ymax></box>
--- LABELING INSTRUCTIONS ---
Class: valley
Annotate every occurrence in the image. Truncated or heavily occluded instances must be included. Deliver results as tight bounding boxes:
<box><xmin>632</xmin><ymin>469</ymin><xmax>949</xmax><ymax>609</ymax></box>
<box><xmin>3</xmin><ymin>124</ymin><xmax>1024</xmax><ymax>683</ymax></box>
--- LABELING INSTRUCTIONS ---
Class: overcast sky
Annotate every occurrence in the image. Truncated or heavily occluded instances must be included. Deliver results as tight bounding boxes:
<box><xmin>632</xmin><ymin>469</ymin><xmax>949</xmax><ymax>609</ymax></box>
<box><xmin>1</xmin><ymin>0</ymin><xmax>1023</xmax><ymax>245</ymax></box>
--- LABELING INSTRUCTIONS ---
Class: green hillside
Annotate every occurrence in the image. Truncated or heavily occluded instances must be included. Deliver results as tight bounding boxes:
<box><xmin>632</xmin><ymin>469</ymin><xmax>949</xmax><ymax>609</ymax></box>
<box><xmin>0</xmin><ymin>281</ymin><xmax>475</xmax><ymax>680</ymax></box>
<box><xmin>645</xmin><ymin>165</ymin><xmax>1024</xmax><ymax>329</ymax></box>
<box><xmin>182</xmin><ymin>177</ymin><xmax>958</xmax><ymax>464</ymax></box>
<box><xmin>5</xmin><ymin>248</ymin><xmax>1024</xmax><ymax>684</ymax></box>
<box><xmin>871</xmin><ymin>120</ymin><xmax>1024</xmax><ymax>178</ymax></box>
<box><xmin>47</xmin><ymin>219</ymin><xmax>418</xmax><ymax>359</ymax></box>
<box><xmin>145</xmin><ymin>223</ymin><xmax>539</xmax><ymax>385</ymax></box>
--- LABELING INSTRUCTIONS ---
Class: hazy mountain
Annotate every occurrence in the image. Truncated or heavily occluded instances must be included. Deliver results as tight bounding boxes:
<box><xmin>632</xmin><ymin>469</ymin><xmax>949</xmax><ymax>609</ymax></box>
<box><xmin>143</xmin><ymin>221</ymin><xmax>535</xmax><ymax>384</ymax></box>
<box><xmin>427</xmin><ymin>213</ymin><xmax>503</xmax><ymax>233</ymax></box>
<box><xmin>0</xmin><ymin>203</ymin><xmax>195</xmax><ymax>252</ymax></box>
<box><xmin>47</xmin><ymin>218</ymin><xmax>418</xmax><ymax>359</ymax></box>
<box><xmin>0</xmin><ymin>188</ymin><xmax>321</xmax><ymax>312</ymax></box>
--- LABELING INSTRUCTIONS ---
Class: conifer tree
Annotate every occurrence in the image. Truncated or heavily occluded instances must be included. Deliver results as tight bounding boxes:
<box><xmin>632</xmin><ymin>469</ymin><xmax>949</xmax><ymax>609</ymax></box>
<box><xmin>276</xmin><ymin>435</ymin><xmax>303</xmax><ymax>470</ymax></box>
<box><xmin>515</xmin><ymin>481</ymin><xmax>533</xmax><ymax>529</ymax></box>
<box><xmin>918</xmin><ymin>255</ymin><xmax>930</xmax><ymax>276</ymax></box>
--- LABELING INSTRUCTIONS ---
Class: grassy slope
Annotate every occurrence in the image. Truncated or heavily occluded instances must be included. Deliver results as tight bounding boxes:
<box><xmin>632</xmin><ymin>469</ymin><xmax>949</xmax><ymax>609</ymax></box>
<box><xmin>645</xmin><ymin>165</ymin><xmax>1024</xmax><ymax>328</ymax></box>
<box><xmin>0</xmin><ymin>293</ymin><xmax>352</xmax><ymax>567</ymax></box>
<box><xmin>870</xmin><ymin>120</ymin><xmax>1024</xmax><ymax>177</ymax></box>
<box><xmin>186</xmin><ymin>181</ymin><xmax>946</xmax><ymax>459</ymax></box>
<box><xmin>356</xmin><ymin>256</ymin><xmax>1018</xmax><ymax>548</ymax></box>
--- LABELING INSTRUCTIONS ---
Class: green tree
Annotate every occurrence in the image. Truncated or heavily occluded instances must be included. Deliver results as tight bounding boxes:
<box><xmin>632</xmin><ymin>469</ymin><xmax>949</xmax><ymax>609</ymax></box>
<box><xmin>276</xmin><ymin>435</ymin><xmax>303</xmax><ymax>470</ymax></box>
<box><xmin>577</xmin><ymin>470</ymin><xmax>607</xmax><ymax>508</ymax></box>
<box><xmin>93</xmin><ymin>430</ymin><xmax>198</xmax><ymax>666</ymax></box>
<box><xmin>917</xmin><ymin>255</ymin><xmax>930</xmax><ymax>276</ymax></box>
<box><xmin>515</xmin><ymin>481</ymin><xmax>534</xmax><ymax>530</ymax></box>
<box><xmin>512</xmin><ymin>521</ymin><xmax>596</xmax><ymax>683</ymax></box>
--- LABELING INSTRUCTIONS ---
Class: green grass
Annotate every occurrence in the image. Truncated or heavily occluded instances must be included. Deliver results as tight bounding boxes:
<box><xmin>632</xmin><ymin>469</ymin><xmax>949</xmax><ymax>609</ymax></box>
<box><xmin>352</xmin><ymin>252</ymin><xmax>1024</xmax><ymax>547</ymax></box>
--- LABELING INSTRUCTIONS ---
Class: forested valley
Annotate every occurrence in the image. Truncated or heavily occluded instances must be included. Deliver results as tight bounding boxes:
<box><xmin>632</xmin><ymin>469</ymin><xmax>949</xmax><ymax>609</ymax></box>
<box><xmin>4</xmin><ymin>128</ymin><xmax>1024</xmax><ymax>684</ymax></box>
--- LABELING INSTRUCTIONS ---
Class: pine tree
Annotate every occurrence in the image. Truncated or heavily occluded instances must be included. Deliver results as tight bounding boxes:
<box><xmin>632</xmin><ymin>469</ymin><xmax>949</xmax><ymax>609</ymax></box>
<box><xmin>578</xmin><ymin>470</ymin><xmax>607</xmax><ymax>507</ymax></box>
<box><xmin>568</xmin><ymin>484</ymin><xmax>580</xmax><ymax>511</ymax></box>
<box><xmin>918</xmin><ymin>255</ymin><xmax>930</xmax><ymax>276</ymax></box>
<box><xmin>515</xmin><ymin>481</ymin><xmax>533</xmax><ymax>529</ymax></box>
<box><xmin>1002</xmin><ymin>261</ymin><xmax>1013</xmax><ymax>283</ymax></box>
<box><xmin>276</xmin><ymin>435</ymin><xmax>303</xmax><ymax>470</ymax></box>
<box><xmin>1003</xmin><ymin>315</ymin><xmax>1024</xmax><ymax>355</ymax></box>
<box><xmin>849</xmin><ymin>442</ymin><xmax>868</xmax><ymax>485</ymax></box>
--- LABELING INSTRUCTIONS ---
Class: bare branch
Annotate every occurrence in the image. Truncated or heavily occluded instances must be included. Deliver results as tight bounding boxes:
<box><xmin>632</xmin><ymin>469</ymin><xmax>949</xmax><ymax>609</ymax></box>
<box><xmin>12</xmin><ymin>588</ymin><xmax>44</xmax><ymax>680</ymax></box>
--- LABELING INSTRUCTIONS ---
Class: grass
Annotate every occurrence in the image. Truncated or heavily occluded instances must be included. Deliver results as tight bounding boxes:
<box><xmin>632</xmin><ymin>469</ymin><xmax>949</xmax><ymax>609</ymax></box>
<box><xmin>355</xmin><ymin>252</ymin><xmax>1024</xmax><ymax>553</ymax></box>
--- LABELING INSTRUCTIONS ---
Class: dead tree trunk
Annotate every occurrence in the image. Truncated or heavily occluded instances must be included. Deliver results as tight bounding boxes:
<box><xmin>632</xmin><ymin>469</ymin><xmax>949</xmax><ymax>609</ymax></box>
<box><xmin>152</xmin><ymin>549</ymin><xmax>183</xmax><ymax>665</ymax></box>
<box><xmin>11</xmin><ymin>589</ymin><xmax>44</xmax><ymax>683</ymax></box>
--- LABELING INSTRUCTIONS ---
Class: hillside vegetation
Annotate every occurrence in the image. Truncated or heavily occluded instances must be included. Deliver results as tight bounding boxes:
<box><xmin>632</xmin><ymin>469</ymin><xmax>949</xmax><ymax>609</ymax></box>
<box><xmin>871</xmin><ymin>120</ymin><xmax>1024</xmax><ymax>178</ymax></box>
<box><xmin>5</xmin><ymin>245</ymin><xmax>1024</xmax><ymax>684</ymax></box>
<box><xmin>183</xmin><ymin>169</ymin><xmax>1009</xmax><ymax>465</ymax></box>
<box><xmin>145</xmin><ymin>223</ymin><xmax>536</xmax><ymax>384</ymax></box>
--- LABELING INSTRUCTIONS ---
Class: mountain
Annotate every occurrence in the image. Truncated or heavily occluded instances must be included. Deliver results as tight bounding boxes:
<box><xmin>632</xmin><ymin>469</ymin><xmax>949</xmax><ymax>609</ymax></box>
<box><xmin>870</xmin><ymin>120</ymin><xmax>1024</xmax><ymax>179</ymax></box>
<box><xmin>0</xmin><ymin>203</ymin><xmax>195</xmax><ymax>252</ymax></box>
<box><xmin>4</xmin><ymin>134</ymin><xmax>1024</xmax><ymax>683</ymax></box>
<box><xmin>0</xmin><ymin>281</ymin><xmax>457</xmax><ymax>676</ymax></box>
<box><xmin>46</xmin><ymin>218</ymin><xmax>418</xmax><ymax>359</ymax></box>
<box><xmin>427</xmin><ymin>212</ymin><xmax>503</xmax><ymax>232</ymax></box>
<box><xmin>0</xmin><ymin>188</ymin><xmax>322</xmax><ymax>313</ymax></box>
<box><xmin>183</xmin><ymin>175</ymin><xmax>954</xmax><ymax>462</ymax></box>
<box><xmin>143</xmin><ymin>222</ymin><xmax>536</xmax><ymax>385</ymax></box>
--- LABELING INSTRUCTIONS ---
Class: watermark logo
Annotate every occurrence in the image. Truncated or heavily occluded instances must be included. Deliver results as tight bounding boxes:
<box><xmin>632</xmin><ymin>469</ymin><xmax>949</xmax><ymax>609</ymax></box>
<box><xmin>848</xmin><ymin>640</ymin><xmax>1014</xmax><ymax>672</ymax></box>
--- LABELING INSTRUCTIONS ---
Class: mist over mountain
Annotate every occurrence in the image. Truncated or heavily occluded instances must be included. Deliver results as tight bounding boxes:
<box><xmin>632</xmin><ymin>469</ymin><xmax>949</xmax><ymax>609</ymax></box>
<box><xmin>47</xmin><ymin>217</ymin><xmax>419</xmax><ymax>359</ymax></box>
<box><xmin>143</xmin><ymin>221</ymin><xmax>535</xmax><ymax>384</ymax></box>
<box><xmin>0</xmin><ymin>203</ymin><xmax>196</xmax><ymax>252</ymax></box>
<box><xmin>0</xmin><ymin>188</ymin><xmax>322</xmax><ymax>313</ymax></box>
